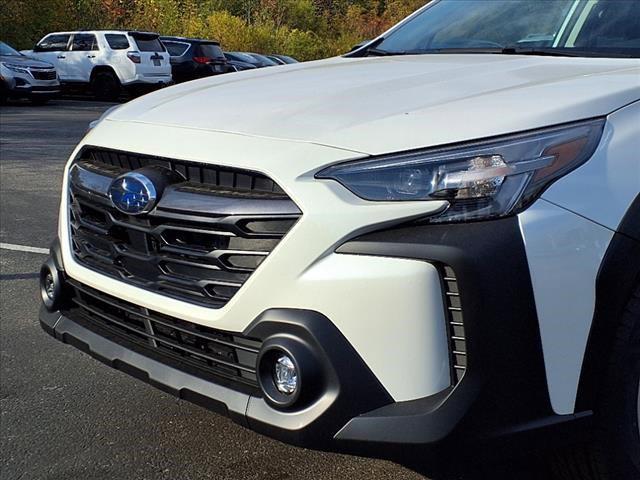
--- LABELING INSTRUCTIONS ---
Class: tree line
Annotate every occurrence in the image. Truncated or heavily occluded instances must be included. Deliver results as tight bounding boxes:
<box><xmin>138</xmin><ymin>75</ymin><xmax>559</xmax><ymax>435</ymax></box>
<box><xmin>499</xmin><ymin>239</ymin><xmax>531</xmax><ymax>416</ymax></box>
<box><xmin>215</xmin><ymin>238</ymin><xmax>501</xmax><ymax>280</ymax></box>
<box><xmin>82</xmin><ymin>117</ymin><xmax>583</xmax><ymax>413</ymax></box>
<box><xmin>1</xmin><ymin>0</ymin><xmax>428</xmax><ymax>61</ymax></box>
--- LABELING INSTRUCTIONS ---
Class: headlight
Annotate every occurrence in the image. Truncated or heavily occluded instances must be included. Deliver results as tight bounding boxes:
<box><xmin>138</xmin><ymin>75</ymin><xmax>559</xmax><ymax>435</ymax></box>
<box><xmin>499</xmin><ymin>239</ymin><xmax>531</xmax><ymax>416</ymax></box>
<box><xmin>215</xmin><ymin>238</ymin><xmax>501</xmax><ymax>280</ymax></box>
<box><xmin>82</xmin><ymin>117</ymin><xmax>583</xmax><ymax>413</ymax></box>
<box><xmin>2</xmin><ymin>63</ymin><xmax>29</xmax><ymax>74</ymax></box>
<box><xmin>88</xmin><ymin>104</ymin><xmax>123</xmax><ymax>131</ymax></box>
<box><xmin>316</xmin><ymin>119</ymin><xmax>604</xmax><ymax>223</ymax></box>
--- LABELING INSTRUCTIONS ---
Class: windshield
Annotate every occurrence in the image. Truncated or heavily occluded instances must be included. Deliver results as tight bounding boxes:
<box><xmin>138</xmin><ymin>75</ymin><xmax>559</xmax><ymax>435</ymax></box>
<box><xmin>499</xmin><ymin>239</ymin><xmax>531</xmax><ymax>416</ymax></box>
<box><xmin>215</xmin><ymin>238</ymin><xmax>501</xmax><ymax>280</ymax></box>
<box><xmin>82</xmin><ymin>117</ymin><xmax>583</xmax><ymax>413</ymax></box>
<box><xmin>227</xmin><ymin>52</ymin><xmax>259</xmax><ymax>64</ymax></box>
<box><xmin>372</xmin><ymin>0</ymin><xmax>640</xmax><ymax>58</ymax></box>
<box><xmin>132</xmin><ymin>35</ymin><xmax>166</xmax><ymax>52</ymax></box>
<box><xmin>0</xmin><ymin>41</ymin><xmax>22</xmax><ymax>56</ymax></box>
<box><xmin>198</xmin><ymin>44</ymin><xmax>225</xmax><ymax>60</ymax></box>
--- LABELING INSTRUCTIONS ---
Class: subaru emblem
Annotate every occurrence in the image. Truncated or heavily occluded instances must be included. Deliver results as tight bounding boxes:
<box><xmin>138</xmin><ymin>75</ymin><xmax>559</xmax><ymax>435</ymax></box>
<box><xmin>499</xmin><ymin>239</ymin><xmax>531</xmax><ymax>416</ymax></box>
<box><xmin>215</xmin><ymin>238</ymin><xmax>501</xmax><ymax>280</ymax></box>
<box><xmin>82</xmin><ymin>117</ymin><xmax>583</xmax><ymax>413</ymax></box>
<box><xmin>109</xmin><ymin>172</ymin><xmax>157</xmax><ymax>215</ymax></box>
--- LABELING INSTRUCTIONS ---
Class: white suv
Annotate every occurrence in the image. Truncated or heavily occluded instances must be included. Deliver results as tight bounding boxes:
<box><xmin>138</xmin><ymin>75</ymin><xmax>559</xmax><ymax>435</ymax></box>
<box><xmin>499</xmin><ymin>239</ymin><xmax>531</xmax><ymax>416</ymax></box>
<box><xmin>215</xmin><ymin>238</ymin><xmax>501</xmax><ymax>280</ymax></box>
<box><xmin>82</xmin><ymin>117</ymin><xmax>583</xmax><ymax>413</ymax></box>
<box><xmin>24</xmin><ymin>31</ymin><xmax>171</xmax><ymax>100</ymax></box>
<box><xmin>39</xmin><ymin>1</ymin><xmax>639</xmax><ymax>479</ymax></box>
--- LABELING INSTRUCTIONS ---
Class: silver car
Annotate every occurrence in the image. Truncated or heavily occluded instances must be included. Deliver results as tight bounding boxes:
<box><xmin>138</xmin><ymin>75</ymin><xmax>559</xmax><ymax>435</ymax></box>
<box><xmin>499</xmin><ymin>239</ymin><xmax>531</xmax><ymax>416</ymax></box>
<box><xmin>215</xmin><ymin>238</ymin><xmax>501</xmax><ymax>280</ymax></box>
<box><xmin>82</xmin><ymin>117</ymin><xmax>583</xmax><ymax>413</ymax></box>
<box><xmin>1</xmin><ymin>41</ymin><xmax>60</xmax><ymax>104</ymax></box>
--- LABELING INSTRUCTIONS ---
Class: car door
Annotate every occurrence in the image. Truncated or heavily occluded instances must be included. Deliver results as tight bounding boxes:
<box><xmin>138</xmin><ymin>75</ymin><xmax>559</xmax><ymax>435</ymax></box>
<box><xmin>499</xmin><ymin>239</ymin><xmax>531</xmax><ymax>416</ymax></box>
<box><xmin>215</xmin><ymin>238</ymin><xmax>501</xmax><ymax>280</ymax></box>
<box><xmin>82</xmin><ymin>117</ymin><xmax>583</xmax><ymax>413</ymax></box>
<box><xmin>32</xmin><ymin>34</ymin><xmax>71</xmax><ymax>78</ymax></box>
<box><xmin>65</xmin><ymin>33</ymin><xmax>99</xmax><ymax>82</ymax></box>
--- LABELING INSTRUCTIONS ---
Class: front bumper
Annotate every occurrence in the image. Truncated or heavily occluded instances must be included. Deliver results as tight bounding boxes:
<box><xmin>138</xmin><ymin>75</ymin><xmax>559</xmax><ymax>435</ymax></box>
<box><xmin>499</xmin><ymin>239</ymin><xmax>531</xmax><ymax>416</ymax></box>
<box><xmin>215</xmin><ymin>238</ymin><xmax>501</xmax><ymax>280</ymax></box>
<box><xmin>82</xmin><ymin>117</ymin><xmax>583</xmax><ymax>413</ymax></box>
<box><xmin>41</xmin><ymin>213</ymin><xmax>592</xmax><ymax>464</ymax></box>
<box><xmin>122</xmin><ymin>74</ymin><xmax>173</xmax><ymax>87</ymax></box>
<box><xmin>2</xmin><ymin>74</ymin><xmax>60</xmax><ymax>98</ymax></box>
<box><xmin>40</xmin><ymin>304</ymin><xmax>393</xmax><ymax>450</ymax></box>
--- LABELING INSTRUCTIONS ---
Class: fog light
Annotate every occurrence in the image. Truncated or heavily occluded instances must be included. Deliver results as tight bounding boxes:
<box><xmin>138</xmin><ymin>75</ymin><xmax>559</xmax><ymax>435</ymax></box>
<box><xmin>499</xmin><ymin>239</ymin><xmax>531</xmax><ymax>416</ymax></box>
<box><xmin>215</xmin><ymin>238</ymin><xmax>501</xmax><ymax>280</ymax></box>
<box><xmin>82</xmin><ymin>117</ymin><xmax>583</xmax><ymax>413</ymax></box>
<box><xmin>274</xmin><ymin>354</ymin><xmax>298</xmax><ymax>395</ymax></box>
<box><xmin>257</xmin><ymin>343</ymin><xmax>312</xmax><ymax>409</ymax></box>
<box><xmin>40</xmin><ymin>259</ymin><xmax>63</xmax><ymax>311</ymax></box>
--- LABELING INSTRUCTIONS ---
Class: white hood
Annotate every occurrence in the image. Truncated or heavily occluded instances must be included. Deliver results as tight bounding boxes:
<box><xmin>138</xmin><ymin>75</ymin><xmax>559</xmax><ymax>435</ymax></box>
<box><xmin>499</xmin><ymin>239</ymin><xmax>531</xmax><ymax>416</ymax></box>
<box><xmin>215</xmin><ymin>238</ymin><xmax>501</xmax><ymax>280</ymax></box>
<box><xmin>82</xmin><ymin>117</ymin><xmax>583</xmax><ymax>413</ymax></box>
<box><xmin>109</xmin><ymin>55</ymin><xmax>640</xmax><ymax>155</ymax></box>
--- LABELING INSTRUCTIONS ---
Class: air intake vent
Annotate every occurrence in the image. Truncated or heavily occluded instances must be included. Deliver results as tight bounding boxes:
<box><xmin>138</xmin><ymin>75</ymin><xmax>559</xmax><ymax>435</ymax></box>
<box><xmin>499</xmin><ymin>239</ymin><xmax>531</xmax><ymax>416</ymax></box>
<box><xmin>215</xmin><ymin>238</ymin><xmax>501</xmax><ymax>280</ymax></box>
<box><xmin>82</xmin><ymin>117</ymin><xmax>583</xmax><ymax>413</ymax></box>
<box><xmin>64</xmin><ymin>279</ymin><xmax>262</xmax><ymax>392</ymax></box>
<box><xmin>441</xmin><ymin>265</ymin><xmax>467</xmax><ymax>384</ymax></box>
<box><xmin>85</xmin><ymin>147</ymin><xmax>286</xmax><ymax>196</ymax></box>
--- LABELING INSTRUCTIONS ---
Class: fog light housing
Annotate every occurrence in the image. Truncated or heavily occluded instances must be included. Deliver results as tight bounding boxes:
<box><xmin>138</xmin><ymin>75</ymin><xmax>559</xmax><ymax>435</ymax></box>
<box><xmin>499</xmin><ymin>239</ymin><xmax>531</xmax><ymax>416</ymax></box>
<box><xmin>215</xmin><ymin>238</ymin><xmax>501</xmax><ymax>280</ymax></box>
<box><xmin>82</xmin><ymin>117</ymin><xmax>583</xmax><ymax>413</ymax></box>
<box><xmin>274</xmin><ymin>354</ymin><xmax>298</xmax><ymax>395</ymax></box>
<box><xmin>40</xmin><ymin>258</ymin><xmax>64</xmax><ymax>311</ymax></box>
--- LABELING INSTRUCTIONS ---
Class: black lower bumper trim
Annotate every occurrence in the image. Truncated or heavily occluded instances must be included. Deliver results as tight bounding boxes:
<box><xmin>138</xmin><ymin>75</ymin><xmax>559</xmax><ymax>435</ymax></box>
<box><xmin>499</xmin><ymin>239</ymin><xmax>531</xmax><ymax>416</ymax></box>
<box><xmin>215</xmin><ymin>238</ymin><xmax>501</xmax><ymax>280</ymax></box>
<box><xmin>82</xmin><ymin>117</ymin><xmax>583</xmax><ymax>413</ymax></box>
<box><xmin>335</xmin><ymin>216</ymin><xmax>591</xmax><ymax>451</ymax></box>
<box><xmin>41</xmin><ymin>306</ymin><xmax>248</xmax><ymax>423</ymax></box>
<box><xmin>40</xmin><ymin>232</ymin><xmax>593</xmax><ymax>463</ymax></box>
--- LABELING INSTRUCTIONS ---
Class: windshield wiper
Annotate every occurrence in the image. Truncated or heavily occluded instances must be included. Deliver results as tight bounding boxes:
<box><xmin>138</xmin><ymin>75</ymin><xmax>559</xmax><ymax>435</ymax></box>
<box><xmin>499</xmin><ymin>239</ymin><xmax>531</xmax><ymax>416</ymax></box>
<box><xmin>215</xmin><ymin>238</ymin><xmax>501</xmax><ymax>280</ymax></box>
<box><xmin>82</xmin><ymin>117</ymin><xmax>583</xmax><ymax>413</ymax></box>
<box><xmin>359</xmin><ymin>44</ymin><xmax>630</xmax><ymax>59</ymax></box>
<box><xmin>363</xmin><ymin>47</ymin><xmax>408</xmax><ymax>57</ymax></box>
<box><xmin>362</xmin><ymin>46</ymin><xmax>579</xmax><ymax>57</ymax></box>
<box><xmin>501</xmin><ymin>47</ymin><xmax>636</xmax><ymax>58</ymax></box>
<box><xmin>387</xmin><ymin>47</ymin><xmax>627</xmax><ymax>58</ymax></box>
<box><xmin>499</xmin><ymin>47</ymin><xmax>585</xmax><ymax>58</ymax></box>
<box><xmin>352</xmin><ymin>37</ymin><xmax>408</xmax><ymax>57</ymax></box>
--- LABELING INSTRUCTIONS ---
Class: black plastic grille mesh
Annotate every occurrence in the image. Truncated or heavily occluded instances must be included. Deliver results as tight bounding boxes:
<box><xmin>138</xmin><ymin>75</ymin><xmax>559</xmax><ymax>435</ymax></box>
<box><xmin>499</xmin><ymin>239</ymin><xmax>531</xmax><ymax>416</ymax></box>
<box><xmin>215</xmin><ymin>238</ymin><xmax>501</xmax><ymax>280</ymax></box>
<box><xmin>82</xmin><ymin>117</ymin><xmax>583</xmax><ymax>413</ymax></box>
<box><xmin>64</xmin><ymin>279</ymin><xmax>261</xmax><ymax>391</ymax></box>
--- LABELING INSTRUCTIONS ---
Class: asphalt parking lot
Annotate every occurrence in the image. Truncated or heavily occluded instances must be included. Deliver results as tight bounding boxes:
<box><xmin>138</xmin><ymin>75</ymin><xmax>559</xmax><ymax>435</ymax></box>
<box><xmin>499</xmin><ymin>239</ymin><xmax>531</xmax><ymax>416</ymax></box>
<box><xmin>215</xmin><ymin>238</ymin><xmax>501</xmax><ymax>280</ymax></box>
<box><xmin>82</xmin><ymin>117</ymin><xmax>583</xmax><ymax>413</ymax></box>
<box><xmin>0</xmin><ymin>99</ymin><xmax>427</xmax><ymax>480</ymax></box>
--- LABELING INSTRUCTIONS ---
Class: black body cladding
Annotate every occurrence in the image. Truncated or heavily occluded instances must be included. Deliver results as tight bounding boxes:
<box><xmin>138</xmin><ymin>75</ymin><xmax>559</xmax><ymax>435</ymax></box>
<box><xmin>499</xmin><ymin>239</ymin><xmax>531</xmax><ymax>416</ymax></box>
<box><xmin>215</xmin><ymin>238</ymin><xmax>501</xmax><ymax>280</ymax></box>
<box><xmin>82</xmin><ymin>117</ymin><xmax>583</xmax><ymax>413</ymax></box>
<box><xmin>335</xmin><ymin>217</ymin><xmax>587</xmax><ymax>451</ymax></box>
<box><xmin>41</xmin><ymin>210</ymin><xmax>600</xmax><ymax>466</ymax></box>
<box><xmin>577</xmin><ymin>194</ymin><xmax>640</xmax><ymax>410</ymax></box>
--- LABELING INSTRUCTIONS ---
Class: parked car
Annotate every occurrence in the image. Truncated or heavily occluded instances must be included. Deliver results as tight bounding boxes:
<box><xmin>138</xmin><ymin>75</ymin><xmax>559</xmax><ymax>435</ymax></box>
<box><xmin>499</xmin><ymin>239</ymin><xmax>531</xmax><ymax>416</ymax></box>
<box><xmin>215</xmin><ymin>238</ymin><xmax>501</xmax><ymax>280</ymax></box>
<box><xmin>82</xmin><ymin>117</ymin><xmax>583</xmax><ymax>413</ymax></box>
<box><xmin>224</xmin><ymin>52</ymin><xmax>276</xmax><ymax>68</ymax></box>
<box><xmin>23</xmin><ymin>31</ymin><xmax>171</xmax><ymax>100</ymax></box>
<box><xmin>0</xmin><ymin>41</ymin><xmax>59</xmax><ymax>104</ymax></box>
<box><xmin>266</xmin><ymin>54</ymin><xmax>298</xmax><ymax>65</ymax></box>
<box><xmin>40</xmin><ymin>1</ymin><xmax>640</xmax><ymax>479</ymax></box>
<box><xmin>225</xmin><ymin>57</ymin><xmax>257</xmax><ymax>72</ymax></box>
<box><xmin>247</xmin><ymin>53</ymin><xmax>279</xmax><ymax>67</ymax></box>
<box><xmin>160</xmin><ymin>36</ymin><xmax>233</xmax><ymax>84</ymax></box>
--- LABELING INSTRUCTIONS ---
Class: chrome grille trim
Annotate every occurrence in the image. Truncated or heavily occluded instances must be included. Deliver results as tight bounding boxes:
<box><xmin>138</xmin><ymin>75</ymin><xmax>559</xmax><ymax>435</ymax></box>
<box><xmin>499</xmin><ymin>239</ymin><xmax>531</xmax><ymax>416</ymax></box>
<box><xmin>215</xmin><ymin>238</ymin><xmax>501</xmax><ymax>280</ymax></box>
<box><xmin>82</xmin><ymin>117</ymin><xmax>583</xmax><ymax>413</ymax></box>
<box><xmin>68</xmin><ymin>147</ymin><xmax>301</xmax><ymax>307</ymax></box>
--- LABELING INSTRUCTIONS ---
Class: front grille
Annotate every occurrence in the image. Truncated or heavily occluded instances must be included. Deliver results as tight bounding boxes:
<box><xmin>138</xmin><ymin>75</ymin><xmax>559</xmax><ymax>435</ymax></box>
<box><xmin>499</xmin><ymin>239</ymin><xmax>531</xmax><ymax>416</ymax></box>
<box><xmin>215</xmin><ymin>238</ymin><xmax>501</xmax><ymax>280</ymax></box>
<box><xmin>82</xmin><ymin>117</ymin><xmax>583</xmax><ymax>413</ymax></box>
<box><xmin>86</xmin><ymin>147</ymin><xmax>286</xmax><ymax>195</ymax></box>
<box><xmin>68</xmin><ymin>147</ymin><xmax>300</xmax><ymax>307</ymax></box>
<box><xmin>440</xmin><ymin>265</ymin><xmax>467</xmax><ymax>384</ymax></box>
<box><xmin>31</xmin><ymin>69</ymin><xmax>57</xmax><ymax>80</ymax></box>
<box><xmin>64</xmin><ymin>279</ymin><xmax>262</xmax><ymax>392</ymax></box>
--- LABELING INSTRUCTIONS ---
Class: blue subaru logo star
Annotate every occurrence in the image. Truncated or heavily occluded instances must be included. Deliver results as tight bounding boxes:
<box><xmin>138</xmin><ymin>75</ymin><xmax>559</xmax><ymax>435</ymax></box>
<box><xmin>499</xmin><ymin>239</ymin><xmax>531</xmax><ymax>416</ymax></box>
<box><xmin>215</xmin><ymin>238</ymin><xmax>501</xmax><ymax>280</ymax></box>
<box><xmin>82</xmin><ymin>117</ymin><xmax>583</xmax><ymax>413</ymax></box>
<box><xmin>108</xmin><ymin>172</ymin><xmax>158</xmax><ymax>215</ymax></box>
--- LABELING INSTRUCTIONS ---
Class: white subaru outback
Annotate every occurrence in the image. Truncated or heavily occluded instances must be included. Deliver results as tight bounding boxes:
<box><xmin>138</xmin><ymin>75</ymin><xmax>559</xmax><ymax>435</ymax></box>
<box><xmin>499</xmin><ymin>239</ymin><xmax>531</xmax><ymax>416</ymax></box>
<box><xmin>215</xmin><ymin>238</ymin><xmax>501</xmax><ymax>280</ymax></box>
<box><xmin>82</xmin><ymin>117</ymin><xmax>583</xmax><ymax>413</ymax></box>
<box><xmin>39</xmin><ymin>1</ymin><xmax>639</xmax><ymax>479</ymax></box>
<box><xmin>24</xmin><ymin>30</ymin><xmax>171</xmax><ymax>100</ymax></box>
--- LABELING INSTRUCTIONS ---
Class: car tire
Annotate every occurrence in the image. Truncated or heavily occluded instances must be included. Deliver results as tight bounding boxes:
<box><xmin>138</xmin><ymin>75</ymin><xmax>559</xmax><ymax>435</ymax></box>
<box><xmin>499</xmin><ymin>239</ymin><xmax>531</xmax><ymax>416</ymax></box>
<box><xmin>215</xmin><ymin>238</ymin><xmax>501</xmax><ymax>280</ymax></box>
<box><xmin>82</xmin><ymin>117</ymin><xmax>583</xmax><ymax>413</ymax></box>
<box><xmin>550</xmin><ymin>284</ymin><xmax>640</xmax><ymax>480</ymax></box>
<box><xmin>91</xmin><ymin>71</ymin><xmax>120</xmax><ymax>101</ymax></box>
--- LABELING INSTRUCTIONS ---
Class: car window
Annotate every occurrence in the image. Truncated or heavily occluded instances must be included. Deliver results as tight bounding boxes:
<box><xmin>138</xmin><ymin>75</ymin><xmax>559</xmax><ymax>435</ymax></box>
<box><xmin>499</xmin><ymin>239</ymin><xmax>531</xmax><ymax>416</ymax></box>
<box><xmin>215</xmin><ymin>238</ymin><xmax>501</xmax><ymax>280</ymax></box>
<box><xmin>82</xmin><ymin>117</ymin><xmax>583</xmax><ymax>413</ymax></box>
<box><xmin>71</xmin><ymin>34</ymin><xmax>98</xmax><ymax>52</ymax></box>
<box><xmin>105</xmin><ymin>34</ymin><xmax>130</xmax><ymax>50</ymax></box>
<box><xmin>35</xmin><ymin>34</ymin><xmax>71</xmax><ymax>52</ymax></box>
<box><xmin>132</xmin><ymin>35</ymin><xmax>166</xmax><ymax>52</ymax></box>
<box><xmin>164</xmin><ymin>41</ymin><xmax>190</xmax><ymax>57</ymax></box>
<box><xmin>198</xmin><ymin>44</ymin><xmax>225</xmax><ymax>59</ymax></box>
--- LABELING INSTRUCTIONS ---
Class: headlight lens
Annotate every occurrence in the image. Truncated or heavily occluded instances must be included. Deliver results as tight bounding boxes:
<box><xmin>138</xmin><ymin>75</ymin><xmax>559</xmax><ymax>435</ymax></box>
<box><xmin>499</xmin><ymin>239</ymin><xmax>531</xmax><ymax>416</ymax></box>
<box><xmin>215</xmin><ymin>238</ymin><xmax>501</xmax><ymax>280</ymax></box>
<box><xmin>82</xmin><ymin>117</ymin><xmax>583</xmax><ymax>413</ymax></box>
<box><xmin>2</xmin><ymin>63</ymin><xmax>29</xmax><ymax>74</ymax></box>
<box><xmin>316</xmin><ymin>119</ymin><xmax>605</xmax><ymax>223</ymax></box>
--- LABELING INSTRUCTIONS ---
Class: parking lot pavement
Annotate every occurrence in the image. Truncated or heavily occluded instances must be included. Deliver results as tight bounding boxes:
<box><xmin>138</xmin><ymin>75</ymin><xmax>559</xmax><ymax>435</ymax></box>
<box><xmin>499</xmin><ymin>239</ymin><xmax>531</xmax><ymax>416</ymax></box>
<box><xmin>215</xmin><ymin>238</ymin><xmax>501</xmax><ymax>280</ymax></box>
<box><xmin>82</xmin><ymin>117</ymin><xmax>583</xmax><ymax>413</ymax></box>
<box><xmin>0</xmin><ymin>100</ymin><xmax>426</xmax><ymax>480</ymax></box>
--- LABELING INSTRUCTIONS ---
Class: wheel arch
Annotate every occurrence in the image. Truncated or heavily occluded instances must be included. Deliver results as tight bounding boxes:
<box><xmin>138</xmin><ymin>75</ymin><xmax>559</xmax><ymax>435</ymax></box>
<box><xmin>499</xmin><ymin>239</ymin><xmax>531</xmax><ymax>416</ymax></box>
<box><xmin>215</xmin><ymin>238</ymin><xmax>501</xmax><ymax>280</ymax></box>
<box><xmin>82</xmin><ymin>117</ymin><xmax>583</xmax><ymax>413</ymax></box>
<box><xmin>576</xmin><ymin>194</ymin><xmax>640</xmax><ymax>411</ymax></box>
<box><xmin>90</xmin><ymin>65</ymin><xmax>122</xmax><ymax>84</ymax></box>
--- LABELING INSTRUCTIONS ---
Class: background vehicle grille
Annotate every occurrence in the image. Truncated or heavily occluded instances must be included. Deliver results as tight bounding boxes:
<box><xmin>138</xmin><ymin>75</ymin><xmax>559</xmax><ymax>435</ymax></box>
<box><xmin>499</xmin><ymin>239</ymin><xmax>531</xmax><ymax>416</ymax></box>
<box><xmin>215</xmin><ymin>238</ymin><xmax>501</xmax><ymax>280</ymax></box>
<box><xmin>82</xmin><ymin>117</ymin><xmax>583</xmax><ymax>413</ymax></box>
<box><xmin>68</xmin><ymin>147</ymin><xmax>301</xmax><ymax>307</ymax></box>
<box><xmin>64</xmin><ymin>279</ymin><xmax>261</xmax><ymax>392</ymax></box>
<box><xmin>30</xmin><ymin>69</ymin><xmax>57</xmax><ymax>80</ymax></box>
